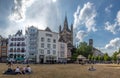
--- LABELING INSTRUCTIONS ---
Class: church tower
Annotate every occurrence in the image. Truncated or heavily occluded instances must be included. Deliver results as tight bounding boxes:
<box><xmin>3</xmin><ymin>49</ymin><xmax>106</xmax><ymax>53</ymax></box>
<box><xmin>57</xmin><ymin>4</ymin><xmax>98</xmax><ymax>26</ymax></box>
<box><xmin>89</xmin><ymin>39</ymin><xmax>93</xmax><ymax>47</ymax></box>
<box><xmin>63</xmin><ymin>15</ymin><xmax>68</xmax><ymax>30</ymax></box>
<box><xmin>59</xmin><ymin>15</ymin><xmax>73</xmax><ymax>59</ymax></box>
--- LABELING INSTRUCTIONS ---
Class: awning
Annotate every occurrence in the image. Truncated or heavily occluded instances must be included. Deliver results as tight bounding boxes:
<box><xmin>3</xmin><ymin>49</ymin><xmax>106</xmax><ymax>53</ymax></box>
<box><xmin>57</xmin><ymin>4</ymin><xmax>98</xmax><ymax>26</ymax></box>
<box><xmin>16</xmin><ymin>57</ymin><xmax>25</xmax><ymax>61</ymax></box>
<box><xmin>77</xmin><ymin>55</ymin><xmax>86</xmax><ymax>59</ymax></box>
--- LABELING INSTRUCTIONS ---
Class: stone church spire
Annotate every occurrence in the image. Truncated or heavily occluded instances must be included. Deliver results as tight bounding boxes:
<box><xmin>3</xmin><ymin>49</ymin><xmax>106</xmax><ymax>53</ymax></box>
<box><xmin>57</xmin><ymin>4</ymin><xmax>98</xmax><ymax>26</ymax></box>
<box><xmin>63</xmin><ymin>15</ymin><xmax>68</xmax><ymax>30</ymax></box>
<box><xmin>59</xmin><ymin>15</ymin><xmax>73</xmax><ymax>59</ymax></box>
<box><xmin>59</xmin><ymin>25</ymin><xmax>61</xmax><ymax>33</ymax></box>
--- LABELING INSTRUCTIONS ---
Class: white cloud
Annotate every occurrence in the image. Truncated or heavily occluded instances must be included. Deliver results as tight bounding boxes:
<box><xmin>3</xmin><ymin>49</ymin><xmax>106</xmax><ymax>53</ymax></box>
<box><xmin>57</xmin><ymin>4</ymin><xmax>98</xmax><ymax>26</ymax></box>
<box><xmin>9</xmin><ymin>0</ymin><xmax>35</xmax><ymax>22</ymax></box>
<box><xmin>0</xmin><ymin>22</ymin><xmax>23</xmax><ymax>38</ymax></box>
<box><xmin>105</xmin><ymin>4</ymin><xmax>113</xmax><ymax>13</ymax></box>
<box><xmin>105</xmin><ymin>21</ymin><xmax>117</xmax><ymax>34</ymax></box>
<box><xmin>24</xmin><ymin>0</ymin><xmax>61</xmax><ymax>31</ymax></box>
<box><xmin>98</xmin><ymin>37</ymin><xmax>120</xmax><ymax>56</ymax></box>
<box><xmin>73</xmin><ymin>6</ymin><xmax>81</xmax><ymax>29</ymax></box>
<box><xmin>99</xmin><ymin>47</ymin><xmax>115</xmax><ymax>56</ymax></box>
<box><xmin>105</xmin><ymin>10</ymin><xmax>120</xmax><ymax>34</ymax></box>
<box><xmin>116</xmin><ymin>11</ymin><xmax>120</xmax><ymax>26</ymax></box>
<box><xmin>52</xmin><ymin>0</ymin><xmax>57</xmax><ymax>3</ymax></box>
<box><xmin>105</xmin><ymin>38</ymin><xmax>120</xmax><ymax>49</ymax></box>
<box><xmin>73</xmin><ymin>2</ymin><xmax>97</xmax><ymax>32</ymax></box>
<box><xmin>76</xmin><ymin>30</ymin><xmax>87</xmax><ymax>42</ymax></box>
<box><xmin>6</xmin><ymin>0</ymin><xmax>61</xmax><ymax>37</ymax></box>
<box><xmin>73</xmin><ymin>2</ymin><xmax>97</xmax><ymax>43</ymax></box>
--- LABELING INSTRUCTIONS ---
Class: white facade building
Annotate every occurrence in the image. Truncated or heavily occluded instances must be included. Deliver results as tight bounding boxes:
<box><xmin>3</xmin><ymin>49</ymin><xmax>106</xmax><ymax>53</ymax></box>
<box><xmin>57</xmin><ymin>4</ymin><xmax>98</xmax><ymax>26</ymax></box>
<box><xmin>26</xmin><ymin>26</ymin><xmax>67</xmax><ymax>63</ymax></box>
<box><xmin>26</xmin><ymin>26</ymin><xmax>38</xmax><ymax>62</ymax></box>
<box><xmin>8</xmin><ymin>30</ymin><xmax>27</xmax><ymax>62</ymax></box>
<box><xmin>37</xmin><ymin>27</ymin><xmax>59</xmax><ymax>63</ymax></box>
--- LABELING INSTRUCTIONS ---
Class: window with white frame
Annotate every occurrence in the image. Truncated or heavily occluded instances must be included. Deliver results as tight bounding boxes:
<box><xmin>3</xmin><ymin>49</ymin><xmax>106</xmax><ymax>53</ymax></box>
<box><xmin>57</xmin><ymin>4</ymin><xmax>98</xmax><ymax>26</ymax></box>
<box><xmin>53</xmin><ymin>50</ymin><xmax>56</xmax><ymax>55</ymax></box>
<box><xmin>47</xmin><ymin>44</ymin><xmax>51</xmax><ymax>48</ymax></box>
<box><xmin>41</xmin><ymin>37</ymin><xmax>44</xmax><ymax>42</ymax></box>
<box><xmin>53</xmin><ymin>44</ymin><xmax>56</xmax><ymax>49</ymax></box>
<box><xmin>41</xmin><ymin>43</ymin><xmax>44</xmax><ymax>48</ymax></box>
<box><xmin>41</xmin><ymin>49</ymin><xmax>44</xmax><ymax>54</ymax></box>
<box><xmin>47</xmin><ymin>38</ymin><xmax>51</xmax><ymax>42</ymax></box>
<box><xmin>47</xmin><ymin>50</ymin><xmax>50</xmax><ymax>54</ymax></box>
<box><xmin>53</xmin><ymin>39</ymin><xmax>56</xmax><ymax>43</ymax></box>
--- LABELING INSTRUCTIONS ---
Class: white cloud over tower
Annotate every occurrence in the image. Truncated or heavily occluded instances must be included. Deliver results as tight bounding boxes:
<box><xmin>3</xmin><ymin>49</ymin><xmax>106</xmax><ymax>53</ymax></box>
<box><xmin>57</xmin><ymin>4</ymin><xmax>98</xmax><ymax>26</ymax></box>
<box><xmin>73</xmin><ymin>2</ymin><xmax>97</xmax><ymax>42</ymax></box>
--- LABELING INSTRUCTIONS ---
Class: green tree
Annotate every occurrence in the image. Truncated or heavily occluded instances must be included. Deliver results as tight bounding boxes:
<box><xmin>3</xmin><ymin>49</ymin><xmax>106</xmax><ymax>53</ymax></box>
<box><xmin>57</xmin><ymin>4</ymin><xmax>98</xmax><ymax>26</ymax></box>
<box><xmin>71</xmin><ymin>47</ymin><xmax>77</xmax><ymax>60</ymax></box>
<box><xmin>118</xmin><ymin>48</ymin><xmax>120</xmax><ymax>53</ymax></box>
<box><xmin>88</xmin><ymin>54</ymin><xmax>92</xmax><ymax>60</ymax></box>
<box><xmin>76</xmin><ymin>42</ymin><xmax>93</xmax><ymax>58</ymax></box>
<box><xmin>100</xmin><ymin>56</ymin><xmax>104</xmax><ymax>61</ymax></box>
<box><xmin>112</xmin><ymin>51</ymin><xmax>119</xmax><ymax>61</ymax></box>
<box><xmin>103</xmin><ymin>53</ymin><xmax>110</xmax><ymax>61</ymax></box>
<box><xmin>95</xmin><ymin>56</ymin><xmax>99</xmax><ymax>61</ymax></box>
<box><xmin>91</xmin><ymin>55</ymin><xmax>95</xmax><ymax>61</ymax></box>
<box><xmin>97</xmin><ymin>56</ymin><xmax>102</xmax><ymax>62</ymax></box>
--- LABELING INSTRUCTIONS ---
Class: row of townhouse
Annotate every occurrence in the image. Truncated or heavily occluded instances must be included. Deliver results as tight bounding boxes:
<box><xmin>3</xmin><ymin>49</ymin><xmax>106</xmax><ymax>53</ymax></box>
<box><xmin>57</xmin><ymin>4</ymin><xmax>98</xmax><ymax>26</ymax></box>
<box><xmin>1</xmin><ymin>16</ymin><xmax>73</xmax><ymax>63</ymax></box>
<box><xmin>7</xmin><ymin>26</ymin><xmax>67</xmax><ymax>63</ymax></box>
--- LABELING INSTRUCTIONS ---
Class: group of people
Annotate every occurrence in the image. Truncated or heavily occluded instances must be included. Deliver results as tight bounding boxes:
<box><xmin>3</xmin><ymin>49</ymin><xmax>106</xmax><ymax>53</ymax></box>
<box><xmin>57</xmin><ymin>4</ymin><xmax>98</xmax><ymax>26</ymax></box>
<box><xmin>3</xmin><ymin>65</ymin><xmax>32</xmax><ymax>75</ymax></box>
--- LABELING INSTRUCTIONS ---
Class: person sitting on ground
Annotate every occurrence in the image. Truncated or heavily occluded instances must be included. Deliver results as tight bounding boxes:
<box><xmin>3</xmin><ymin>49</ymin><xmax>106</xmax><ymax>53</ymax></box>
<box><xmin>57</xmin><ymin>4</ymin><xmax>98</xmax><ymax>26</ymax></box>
<box><xmin>20</xmin><ymin>67</ymin><xmax>25</xmax><ymax>74</ymax></box>
<box><xmin>88</xmin><ymin>65</ymin><xmax>96</xmax><ymax>71</ymax></box>
<box><xmin>15</xmin><ymin>66</ymin><xmax>21</xmax><ymax>74</ymax></box>
<box><xmin>3</xmin><ymin>67</ymin><xmax>15</xmax><ymax>75</ymax></box>
<box><xmin>25</xmin><ymin>65</ymin><xmax>32</xmax><ymax>74</ymax></box>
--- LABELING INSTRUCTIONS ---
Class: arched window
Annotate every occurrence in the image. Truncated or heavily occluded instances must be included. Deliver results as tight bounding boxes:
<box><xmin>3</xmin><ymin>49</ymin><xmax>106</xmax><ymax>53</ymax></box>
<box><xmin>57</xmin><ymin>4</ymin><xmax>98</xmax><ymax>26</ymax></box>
<box><xmin>14</xmin><ymin>54</ymin><xmax>16</xmax><ymax>59</ymax></box>
<box><xmin>10</xmin><ymin>48</ymin><xmax>13</xmax><ymax>52</ymax></box>
<box><xmin>17</xmin><ymin>42</ymin><xmax>20</xmax><ymax>46</ymax></box>
<box><xmin>9</xmin><ymin>54</ymin><xmax>13</xmax><ymax>58</ymax></box>
<box><xmin>17</xmin><ymin>48</ymin><xmax>20</xmax><ymax>52</ymax></box>
<box><xmin>21</xmin><ymin>54</ymin><xmax>24</xmax><ymax>58</ymax></box>
<box><xmin>21</xmin><ymin>48</ymin><xmax>25</xmax><ymax>52</ymax></box>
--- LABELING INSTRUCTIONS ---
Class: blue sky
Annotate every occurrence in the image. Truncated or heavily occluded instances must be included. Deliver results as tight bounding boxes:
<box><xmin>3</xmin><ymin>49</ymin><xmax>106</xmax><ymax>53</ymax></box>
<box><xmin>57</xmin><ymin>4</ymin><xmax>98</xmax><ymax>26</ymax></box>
<box><xmin>0</xmin><ymin>0</ymin><xmax>120</xmax><ymax>55</ymax></box>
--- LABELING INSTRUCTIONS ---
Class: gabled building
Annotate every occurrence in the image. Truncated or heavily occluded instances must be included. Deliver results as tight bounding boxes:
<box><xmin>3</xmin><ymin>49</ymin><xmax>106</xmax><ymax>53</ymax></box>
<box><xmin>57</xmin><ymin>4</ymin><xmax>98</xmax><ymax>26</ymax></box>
<box><xmin>7</xmin><ymin>30</ymin><xmax>27</xmax><ymax>62</ymax></box>
<box><xmin>59</xmin><ymin>16</ymin><xmax>73</xmax><ymax>59</ymax></box>
<box><xmin>0</xmin><ymin>36</ymin><xmax>8</xmax><ymax>62</ymax></box>
<box><xmin>37</xmin><ymin>27</ymin><xmax>59</xmax><ymax>63</ymax></box>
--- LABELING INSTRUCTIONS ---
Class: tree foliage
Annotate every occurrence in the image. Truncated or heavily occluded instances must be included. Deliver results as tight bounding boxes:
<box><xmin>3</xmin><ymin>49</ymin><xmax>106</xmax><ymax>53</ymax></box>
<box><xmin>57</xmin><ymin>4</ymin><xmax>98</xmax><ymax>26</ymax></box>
<box><xmin>88</xmin><ymin>54</ymin><xmax>92</xmax><ymax>60</ymax></box>
<box><xmin>71</xmin><ymin>42</ymin><xmax>93</xmax><ymax>60</ymax></box>
<box><xmin>71</xmin><ymin>47</ymin><xmax>77</xmax><ymax>60</ymax></box>
<box><xmin>111</xmin><ymin>49</ymin><xmax>120</xmax><ymax>61</ymax></box>
<box><xmin>103</xmin><ymin>53</ymin><xmax>111</xmax><ymax>61</ymax></box>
